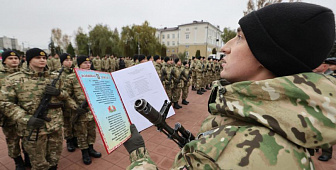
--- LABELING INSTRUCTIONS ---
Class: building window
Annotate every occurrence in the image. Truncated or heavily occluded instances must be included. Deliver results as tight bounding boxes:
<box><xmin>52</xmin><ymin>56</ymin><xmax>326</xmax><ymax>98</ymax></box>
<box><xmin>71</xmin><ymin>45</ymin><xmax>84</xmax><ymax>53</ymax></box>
<box><xmin>172</xmin><ymin>41</ymin><xmax>175</xmax><ymax>46</ymax></box>
<box><xmin>186</xmin><ymin>34</ymin><xmax>189</xmax><ymax>39</ymax></box>
<box><xmin>167</xmin><ymin>41</ymin><xmax>170</xmax><ymax>46</ymax></box>
<box><xmin>162</xmin><ymin>35</ymin><xmax>165</xmax><ymax>39</ymax></box>
<box><xmin>172</xmin><ymin>34</ymin><xmax>175</xmax><ymax>38</ymax></box>
<box><xmin>186</xmin><ymin>28</ymin><xmax>189</xmax><ymax>31</ymax></box>
<box><xmin>167</xmin><ymin>34</ymin><xmax>170</xmax><ymax>39</ymax></box>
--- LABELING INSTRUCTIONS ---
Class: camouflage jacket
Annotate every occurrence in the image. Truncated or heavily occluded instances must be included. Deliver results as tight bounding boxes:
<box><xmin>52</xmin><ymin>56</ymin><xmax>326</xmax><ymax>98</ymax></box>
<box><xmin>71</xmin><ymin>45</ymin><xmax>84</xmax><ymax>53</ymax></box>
<box><xmin>172</xmin><ymin>65</ymin><xmax>184</xmax><ymax>88</ymax></box>
<box><xmin>64</xmin><ymin>72</ymin><xmax>93</xmax><ymax>122</ymax></box>
<box><xmin>93</xmin><ymin>58</ymin><xmax>102</xmax><ymax>71</ymax></box>
<box><xmin>0</xmin><ymin>68</ymin><xmax>77</xmax><ymax>136</ymax></box>
<box><xmin>0</xmin><ymin>66</ymin><xmax>20</xmax><ymax>127</ymax></box>
<box><xmin>154</xmin><ymin>62</ymin><xmax>162</xmax><ymax>81</ymax></box>
<box><xmin>127</xmin><ymin>73</ymin><xmax>336</xmax><ymax>169</ymax></box>
<box><xmin>51</xmin><ymin>58</ymin><xmax>62</xmax><ymax>72</ymax></box>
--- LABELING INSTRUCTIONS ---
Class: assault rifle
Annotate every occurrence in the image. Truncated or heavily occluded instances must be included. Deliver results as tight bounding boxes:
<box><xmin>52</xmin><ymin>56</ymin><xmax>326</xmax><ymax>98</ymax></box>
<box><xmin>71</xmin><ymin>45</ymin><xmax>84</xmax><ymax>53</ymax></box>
<box><xmin>27</xmin><ymin>67</ymin><xmax>64</xmax><ymax>141</ymax></box>
<box><xmin>134</xmin><ymin>99</ymin><xmax>195</xmax><ymax>148</ymax></box>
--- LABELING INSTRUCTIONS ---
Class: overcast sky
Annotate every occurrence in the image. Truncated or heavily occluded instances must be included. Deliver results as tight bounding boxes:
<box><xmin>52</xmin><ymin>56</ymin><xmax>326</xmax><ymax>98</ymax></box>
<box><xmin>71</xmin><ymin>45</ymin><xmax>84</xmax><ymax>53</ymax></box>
<box><xmin>1</xmin><ymin>0</ymin><xmax>335</xmax><ymax>49</ymax></box>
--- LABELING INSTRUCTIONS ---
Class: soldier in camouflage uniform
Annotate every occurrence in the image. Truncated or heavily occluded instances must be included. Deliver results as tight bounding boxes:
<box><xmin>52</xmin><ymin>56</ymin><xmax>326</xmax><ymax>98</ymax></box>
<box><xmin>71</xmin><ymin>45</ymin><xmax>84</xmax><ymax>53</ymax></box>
<box><xmin>195</xmin><ymin>56</ymin><xmax>204</xmax><ymax>95</ymax></box>
<box><xmin>109</xmin><ymin>55</ymin><xmax>116</xmax><ymax>72</ymax></box>
<box><xmin>47</xmin><ymin>54</ymin><xmax>53</xmax><ymax>71</ymax></box>
<box><xmin>171</xmin><ymin>58</ymin><xmax>184</xmax><ymax>109</ymax></box>
<box><xmin>153</xmin><ymin>55</ymin><xmax>162</xmax><ymax>82</ymax></box>
<box><xmin>64</xmin><ymin>56</ymin><xmax>102</xmax><ymax>165</ymax></box>
<box><xmin>0</xmin><ymin>51</ymin><xmax>25</xmax><ymax>169</ymax></box>
<box><xmin>161</xmin><ymin>57</ymin><xmax>174</xmax><ymax>101</ymax></box>
<box><xmin>181</xmin><ymin>61</ymin><xmax>191</xmax><ymax>105</ymax></box>
<box><xmin>102</xmin><ymin>55</ymin><xmax>110</xmax><ymax>72</ymax></box>
<box><xmin>57</xmin><ymin>53</ymin><xmax>77</xmax><ymax>153</ymax></box>
<box><xmin>0</xmin><ymin>48</ymin><xmax>78</xmax><ymax>170</ymax></box>
<box><xmin>50</xmin><ymin>54</ymin><xmax>61</xmax><ymax>72</ymax></box>
<box><xmin>92</xmin><ymin>55</ymin><xmax>102</xmax><ymax>71</ymax></box>
<box><xmin>123</xmin><ymin>3</ymin><xmax>336</xmax><ymax>169</ymax></box>
<box><xmin>190</xmin><ymin>56</ymin><xmax>197</xmax><ymax>91</ymax></box>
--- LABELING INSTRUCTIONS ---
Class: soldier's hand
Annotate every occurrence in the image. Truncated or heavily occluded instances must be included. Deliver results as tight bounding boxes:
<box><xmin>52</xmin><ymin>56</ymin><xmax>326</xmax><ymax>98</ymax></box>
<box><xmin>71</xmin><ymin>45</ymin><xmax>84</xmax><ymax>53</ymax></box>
<box><xmin>76</xmin><ymin>107</ymin><xmax>87</xmax><ymax>115</ymax></box>
<box><xmin>27</xmin><ymin>117</ymin><xmax>45</xmax><ymax>128</ymax></box>
<box><xmin>123</xmin><ymin>124</ymin><xmax>145</xmax><ymax>154</ymax></box>
<box><xmin>45</xmin><ymin>85</ymin><xmax>60</xmax><ymax>96</ymax></box>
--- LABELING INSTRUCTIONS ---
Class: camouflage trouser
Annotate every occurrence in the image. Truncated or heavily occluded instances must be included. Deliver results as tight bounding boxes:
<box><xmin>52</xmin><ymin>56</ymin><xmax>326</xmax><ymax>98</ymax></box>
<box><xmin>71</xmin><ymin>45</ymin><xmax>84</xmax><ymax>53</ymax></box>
<box><xmin>172</xmin><ymin>87</ymin><xmax>182</xmax><ymax>103</ymax></box>
<box><xmin>182</xmin><ymin>83</ymin><xmax>190</xmax><ymax>100</ymax></box>
<box><xmin>2</xmin><ymin>125</ymin><xmax>21</xmax><ymax>158</ymax></box>
<box><xmin>165</xmin><ymin>85</ymin><xmax>173</xmax><ymax>101</ymax></box>
<box><xmin>192</xmin><ymin>75</ymin><xmax>196</xmax><ymax>87</ymax></box>
<box><xmin>23</xmin><ymin>129</ymin><xmax>63</xmax><ymax>170</ymax></box>
<box><xmin>63</xmin><ymin>110</ymin><xmax>74</xmax><ymax>140</ymax></box>
<box><xmin>322</xmin><ymin>147</ymin><xmax>333</xmax><ymax>157</ymax></box>
<box><xmin>74</xmin><ymin>120</ymin><xmax>96</xmax><ymax>149</ymax></box>
<box><xmin>196</xmin><ymin>74</ymin><xmax>202</xmax><ymax>90</ymax></box>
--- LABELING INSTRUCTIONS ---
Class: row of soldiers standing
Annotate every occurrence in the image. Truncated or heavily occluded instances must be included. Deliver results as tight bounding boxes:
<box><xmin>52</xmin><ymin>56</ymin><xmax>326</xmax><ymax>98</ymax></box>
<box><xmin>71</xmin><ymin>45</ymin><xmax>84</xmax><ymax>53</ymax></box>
<box><xmin>0</xmin><ymin>49</ymin><xmax>102</xmax><ymax>170</ymax></box>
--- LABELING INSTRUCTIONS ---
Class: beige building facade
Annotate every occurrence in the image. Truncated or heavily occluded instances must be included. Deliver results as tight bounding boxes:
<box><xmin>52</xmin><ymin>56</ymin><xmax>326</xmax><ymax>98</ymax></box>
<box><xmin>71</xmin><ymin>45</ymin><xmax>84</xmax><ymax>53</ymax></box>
<box><xmin>156</xmin><ymin>20</ymin><xmax>223</xmax><ymax>59</ymax></box>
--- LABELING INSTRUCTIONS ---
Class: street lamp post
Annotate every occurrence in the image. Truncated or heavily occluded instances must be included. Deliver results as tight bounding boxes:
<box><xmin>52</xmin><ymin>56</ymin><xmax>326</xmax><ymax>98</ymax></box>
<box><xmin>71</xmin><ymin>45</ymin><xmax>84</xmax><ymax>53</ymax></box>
<box><xmin>88</xmin><ymin>42</ymin><xmax>92</xmax><ymax>56</ymax></box>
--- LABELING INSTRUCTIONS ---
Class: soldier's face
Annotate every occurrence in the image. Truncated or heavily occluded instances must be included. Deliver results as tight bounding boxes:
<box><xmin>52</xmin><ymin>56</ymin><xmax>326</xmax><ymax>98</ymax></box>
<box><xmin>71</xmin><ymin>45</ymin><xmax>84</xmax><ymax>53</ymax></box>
<box><xmin>156</xmin><ymin>59</ymin><xmax>161</xmax><ymax>64</ymax></box>
<box><xmin>80</xmin><ymin>61</ymin><xmax>91</xmax><ymax>70</ymax></box>
<box><xmin>4</xmin><ymin>56</ymin><xmax>19</xmax><ymax>68</ymax></box>
<box><xmin>30</xmin><ymin>56</ymin><xmax>47</xmax><ymax>69</ymax></box>
<box><xmin>63</xmin><ymin>58</ymin><xmax>73</xmax><ymax>68</ymax></box>
<box><xmin>220</xmin><ymin>29</ymin><xmax>269</xmax><ymax>83</ymax></box>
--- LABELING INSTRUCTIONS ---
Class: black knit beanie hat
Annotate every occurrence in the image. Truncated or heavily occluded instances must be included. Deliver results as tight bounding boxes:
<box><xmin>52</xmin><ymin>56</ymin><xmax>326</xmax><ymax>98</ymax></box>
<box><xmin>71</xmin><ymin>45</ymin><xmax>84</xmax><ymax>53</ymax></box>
<box><xmin>77</xmin><ymin>55</ymin><xmax>90</xmax><ymax>67</ymax></box>
<box><xmin>26</xmin><ymin>48</ymin><xmax>47</xmax><ymax>65</ymax></box>
<box><xmin>138</xmin><ymin>55</ymin><xmax>146</xmax><ymax>62</ymax></box>
<box><xmin>196</xmin><ymin>56</ymin><xmax>201</xmax><ymax>60</ymax></box>
<box><xmin>164</xmin><ymin>57</ymin><xmax>170</xmax><ymax>62</ymax></box>
<box><xmin>60</xmin><ymin>53</ymin><xmax>72</xmax><ymax>65</ymax></box>
<box><xmin>192</xmin><ymin>56</ymin><xmax>195</xmax><ymax>60</ymax></box>
<box><xmin>2</xmin><ymin>50</ymin><xmax>19</xmax><ymax>65</ymax></box>
<box><xmin>239</xmin><ymin>2</ymin><xmax>335</xmax><ymax>76</ymax></box>
<box><xmin>183</xmin><ymin>61</ymin><xmax>188</xmax><ymax>66</ymax></box>
<box><xmin>153</xmin><ymin>55</ymin><xmax>160</xmax><ymax>61</ymax></box>
<box><xmin>133</xmin><ymin>54</ymin><xmax>139</xmax><ymax>62</ymax></box>
<box><xmin>174</xmin><ymin>58</ymin><xmax>180</xmax><ymax>64</ymax></box>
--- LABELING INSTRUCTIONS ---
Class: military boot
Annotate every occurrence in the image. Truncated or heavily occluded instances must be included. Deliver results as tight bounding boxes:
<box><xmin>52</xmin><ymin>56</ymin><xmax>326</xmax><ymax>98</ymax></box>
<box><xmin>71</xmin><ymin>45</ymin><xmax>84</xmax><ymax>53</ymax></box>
<box><xmin>81</xmin><ymin>149</ymin><xmax>92</xmax><ymax>165</ymax></box>
<box><xmin>197</xmin><ymin>90</ymin><xmax>203</xmax><ymax>95</ymax></box>
<box><xmin>173</xmin><ymin>102</ymin><xmax>181</xmax><ymax>109</ymax></box>
<box><xmin>182</xmin><ymin>99</ymin><xmax>189</xmax><ymax>105</ymax></box>
<box><xmin>201</xmin><ymin>88</ymin><xmax>206</xmax><ymax>92</ymax></box>
<box><xmin>176</xmin><ymin>102</ymin><xmax>182</xmax><ymax>109</ymax></box>
<box><xmin>48</xmin><ymin>164</ymin><xmax>58</xmax><ymax>170</ymax></box>
<box><xmin>191</xmin><ymin>86</ymin><xmax>196</xmax><ymax>91</ymax></box>
<box><xmin>13</xmin><ymin>156</ymin><xmax>25</xmax><ymax>170</ymax></box>
<box><xmin>88</xmin><ymin>144</ymin><xmax>102</xmax><ymax>158</ymax></box>
<box><xmin>206</xmin><ymin>85</ymin><xmax>211</xmax><ymax>90</ymax></box>
<box><xmin>73</xmin><ymin>137</ymin><xmax>79</xmax><ymax>148</ymax></box>
<box><xmin>23</xmin><ymin>152</ymin><xmax>31</xmax><ymax>168</ymax></box>
<box><xmin>66</xmin><ymin>138</ymin><xmax>76</xmax><ymax>152</ymax></box>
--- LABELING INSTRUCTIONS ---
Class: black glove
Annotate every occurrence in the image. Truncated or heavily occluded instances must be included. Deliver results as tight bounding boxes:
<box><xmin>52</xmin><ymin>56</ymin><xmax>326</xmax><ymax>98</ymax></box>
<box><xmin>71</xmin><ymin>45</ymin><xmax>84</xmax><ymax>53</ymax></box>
<box><xmin>123</xmin><ymin>124</ymin><xmax>145</xmax><ymax>154</ymax></box>
<box><xmin>76</xmin><ymin>107</ymin><xmax>87</xmax><ymax>115</ymax></box>
<box><xmin>45</xmin><ymin>85</ymin><xmax>60</xmax><ymax>96</ymax></box>
<box><xmin>27</xmin><ymin>117</ymin><xmax>45</xmax><ymax>128</ymax></box>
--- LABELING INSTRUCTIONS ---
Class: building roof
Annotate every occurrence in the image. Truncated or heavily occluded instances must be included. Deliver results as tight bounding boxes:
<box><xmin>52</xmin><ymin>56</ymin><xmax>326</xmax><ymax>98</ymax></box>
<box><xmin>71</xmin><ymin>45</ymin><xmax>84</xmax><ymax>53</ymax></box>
<box><xmin>157</xmin><ymin>20</ymin><xmax>222</xmax><ymax>33</ymax></box>
<box><xmin>179</xmin><ymin>20</ymin><xmax>222</xmax><ymax>32</ymax></box>
<box><xmin>157</xmin><ymin>27</ymin><xmax>179</xmax><ymax>32</ymax></box>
